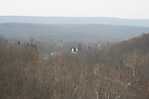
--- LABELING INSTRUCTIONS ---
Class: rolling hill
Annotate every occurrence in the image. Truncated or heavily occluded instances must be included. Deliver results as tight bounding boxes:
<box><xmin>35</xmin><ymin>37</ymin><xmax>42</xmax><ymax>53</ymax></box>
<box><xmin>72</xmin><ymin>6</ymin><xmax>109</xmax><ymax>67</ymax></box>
<box><xmin>0</xmin><ymin>23</ymin><xmax>149</xmax><ymax>42</ymax></box>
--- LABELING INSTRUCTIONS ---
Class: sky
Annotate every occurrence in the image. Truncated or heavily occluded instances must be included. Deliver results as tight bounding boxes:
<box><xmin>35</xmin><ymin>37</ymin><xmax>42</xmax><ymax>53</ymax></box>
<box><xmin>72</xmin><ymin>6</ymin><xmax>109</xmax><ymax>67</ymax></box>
<box><xmin>0</xmin><ymin>0</ymin><xmax>148</xmax><ymax>19</ymax></box>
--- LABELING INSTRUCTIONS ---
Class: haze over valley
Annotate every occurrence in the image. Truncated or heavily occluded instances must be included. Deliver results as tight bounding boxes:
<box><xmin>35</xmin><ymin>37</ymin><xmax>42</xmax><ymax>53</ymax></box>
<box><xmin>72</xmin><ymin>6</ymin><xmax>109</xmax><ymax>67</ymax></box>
<box><xmin>1</xmin><ymin>16</ymin><xmax>149</xmax><ymax>43</ymax></box>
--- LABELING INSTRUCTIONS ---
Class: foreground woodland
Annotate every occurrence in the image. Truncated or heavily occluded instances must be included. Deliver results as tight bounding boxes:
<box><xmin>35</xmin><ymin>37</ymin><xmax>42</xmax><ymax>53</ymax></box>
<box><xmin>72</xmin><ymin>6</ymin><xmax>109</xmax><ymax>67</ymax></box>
<box><xmin>0</xmin><ymin>34</ymin><xmax>149</xmax><ymax>99</ymax></box>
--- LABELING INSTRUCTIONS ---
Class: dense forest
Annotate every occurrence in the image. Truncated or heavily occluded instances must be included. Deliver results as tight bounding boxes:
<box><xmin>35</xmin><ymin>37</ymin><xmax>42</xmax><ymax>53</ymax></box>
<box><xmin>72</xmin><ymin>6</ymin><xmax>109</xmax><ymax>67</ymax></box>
<box><xmin>0</xmin><ymin>33</ymin><xmax>149</xmax><ymax>99</ymax></box>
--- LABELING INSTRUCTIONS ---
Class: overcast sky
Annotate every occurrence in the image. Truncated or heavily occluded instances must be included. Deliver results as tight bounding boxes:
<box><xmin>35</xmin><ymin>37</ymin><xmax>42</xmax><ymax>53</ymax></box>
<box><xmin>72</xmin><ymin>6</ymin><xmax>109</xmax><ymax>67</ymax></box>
<box><xmin>0</xmin><ymin>0</ymin><xmax>148</xmax><ymax>19</ymax></box>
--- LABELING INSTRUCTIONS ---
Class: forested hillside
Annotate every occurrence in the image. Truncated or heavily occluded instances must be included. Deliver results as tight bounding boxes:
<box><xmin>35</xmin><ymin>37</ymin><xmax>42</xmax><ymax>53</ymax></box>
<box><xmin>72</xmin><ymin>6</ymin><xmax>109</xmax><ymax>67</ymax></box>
<box><xmin>0</xmin><ymin>33</ymin><xmax>149</xmax><ymax>99</ymax></box>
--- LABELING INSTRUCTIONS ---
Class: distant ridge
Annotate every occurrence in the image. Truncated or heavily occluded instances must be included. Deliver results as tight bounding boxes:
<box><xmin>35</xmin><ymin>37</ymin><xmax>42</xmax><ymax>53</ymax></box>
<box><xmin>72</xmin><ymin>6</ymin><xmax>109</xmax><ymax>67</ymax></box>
<box><xmin>0</xmin><ymin>16</ymin><xmax>149</xmax><ymax>27</ymax></box>
<box><xmin>0</xmin><ymin>23</ymin><xmax>149</xmax><ymax>42</ymax></box>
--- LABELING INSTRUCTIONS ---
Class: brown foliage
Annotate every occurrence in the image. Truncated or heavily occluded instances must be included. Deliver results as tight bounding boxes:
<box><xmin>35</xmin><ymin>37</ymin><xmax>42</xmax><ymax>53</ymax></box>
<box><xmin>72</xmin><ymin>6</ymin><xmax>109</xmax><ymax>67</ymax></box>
<box><xmin>0</xmin><ymin>34</ymin><xmax>149</xmax><ymax>99</ymax></box>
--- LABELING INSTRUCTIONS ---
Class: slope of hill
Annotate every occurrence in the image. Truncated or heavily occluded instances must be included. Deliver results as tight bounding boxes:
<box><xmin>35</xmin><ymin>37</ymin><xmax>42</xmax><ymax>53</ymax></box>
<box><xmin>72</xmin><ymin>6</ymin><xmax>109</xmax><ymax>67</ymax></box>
<box><xmin>98</xmin><ymin>33</ymin><xmax>149</xmax><ymax>67</ymax></box>
<box><xmin>111</xmin><ymin>33</ymin><xmax>149</xmax><ymax>54</ymax></box>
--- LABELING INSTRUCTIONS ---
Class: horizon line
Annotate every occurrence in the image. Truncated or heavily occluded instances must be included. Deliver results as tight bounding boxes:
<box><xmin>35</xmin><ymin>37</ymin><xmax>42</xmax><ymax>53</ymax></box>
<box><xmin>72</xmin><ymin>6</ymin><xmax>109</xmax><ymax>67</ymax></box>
<box><xmin>0</xmin><ymin>15</ymin><xmax>149</xmax><ymax>20</ymax></box>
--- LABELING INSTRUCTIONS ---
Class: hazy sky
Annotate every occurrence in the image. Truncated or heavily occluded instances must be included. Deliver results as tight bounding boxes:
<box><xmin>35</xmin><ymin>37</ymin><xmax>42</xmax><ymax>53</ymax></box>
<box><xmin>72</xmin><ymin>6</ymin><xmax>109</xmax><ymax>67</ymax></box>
<box><xmin>0</xmin><ymin>0</ymin><xmax>148</xmax><ymax>19</ymax></box>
